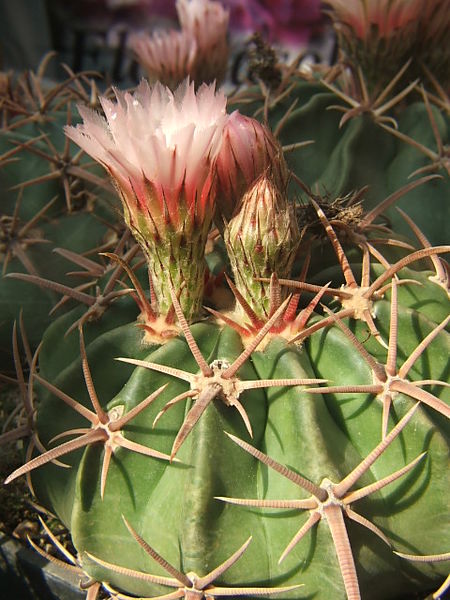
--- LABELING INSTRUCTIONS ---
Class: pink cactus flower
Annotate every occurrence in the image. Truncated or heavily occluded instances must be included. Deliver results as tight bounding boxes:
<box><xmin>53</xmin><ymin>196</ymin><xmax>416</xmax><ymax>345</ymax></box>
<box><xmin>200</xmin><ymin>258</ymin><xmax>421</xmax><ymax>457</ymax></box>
<box><xmin>176</xmin><ymin>0</ymin><xmax>230</xmax><ymax>83</ymax></box>
<box><xmin>131</xmin><ymin>0</ymin><xmax>230</xmax><ymax>86</ymax></box>
<box><xmin>324</xmin><ymin>0</ymin><xmax>421</xmax><ymax>39</ymax></box>
<box><xmin>325</xmin><ymin>0</ymin><xmax>450</xmax><ymax>89</ymax></box>
<box><xmin>65</xmin><ymin>79</ymin><xmax>228</xmax><ymax>321</ymax></box>
<box><xmin>65</xmin><ymin>78</ymin><xmax>227</xmax><ymax>227</ymax></box>
<box><xmin>130</xmin><ymin>29</ymin><xmax>197</xmax><ymax>88</ymax></box>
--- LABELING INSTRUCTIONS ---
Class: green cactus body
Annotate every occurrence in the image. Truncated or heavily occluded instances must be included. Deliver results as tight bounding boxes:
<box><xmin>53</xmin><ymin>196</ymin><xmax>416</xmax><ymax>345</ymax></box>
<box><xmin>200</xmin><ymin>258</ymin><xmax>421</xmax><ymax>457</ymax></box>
<box><xmin>24</xmin><ymin>279</ymin><xmax>449</xmax><ymax>599</ymax></box>
<box><xmin>72</xmin><ymin>325</ymin><xmax>269</xmax><ymax>592</ymax></box>
<box><xmin>305</xmin><ymin>304</ymin><xmax>450</xmax><ymax>594</ymax></box>
<box><xmin>0</xmin><ymin>110</ymin><xmax>112</xmax><ymax>217</ymax></box>
<box><xmin>32</xmin><ymin>314</ymin><xmax>151</xmax><ymax>523</ymax></box>
<box><xmin>250</xmin><ymin>81</ymin><xmax>450</xmax><ymax>246</ymax></box>
<box><xmin>0</xmin><ymin>97</ymin><xmax>119</xmax><ymax>369</ymax></box>
<box><xmin>2</xmin><ymin>30</ymin><xmax>450</xmax><ymax>600</ymax></box>
<box><xmin>0</xmin><ymin>212</ymin><xmax>111</xmax><ymax>369</ymax></box>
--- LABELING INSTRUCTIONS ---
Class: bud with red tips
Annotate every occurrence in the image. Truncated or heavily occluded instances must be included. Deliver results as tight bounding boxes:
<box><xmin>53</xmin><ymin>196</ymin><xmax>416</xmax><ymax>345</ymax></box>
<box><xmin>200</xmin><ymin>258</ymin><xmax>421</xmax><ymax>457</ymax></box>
<box><xmin>224</xmin><ymin>168</ymin><xmax>300</xmax><ymax>320</ymax></box>
<box><xmin>215</xmin><ymin>112</ymin><xmax>288</xmax><ymax>225</ymax></box>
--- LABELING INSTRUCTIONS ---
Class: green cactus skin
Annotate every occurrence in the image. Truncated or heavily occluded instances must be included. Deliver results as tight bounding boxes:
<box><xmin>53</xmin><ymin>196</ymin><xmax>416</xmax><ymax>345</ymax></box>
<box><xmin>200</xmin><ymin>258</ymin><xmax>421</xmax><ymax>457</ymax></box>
<box><xmin>0</xmin><ymin>212</ymin><xmax>111</xmax><ymax>371</ymax></box>
<box><xmin>2</xmin><ymin>49</ymin><xmax>450</xmax><ymax>600</ymax></box>
<box><xmin>17</xmin><ymin>270</ymin><xmax>448</xmax><ymax>599</ymax></box>
<box><xmin>237</xmin><ymin>80</ymin><xmax>449</xmax><ymax>246</ymax></box>
<box><xmin>30</xmin><ymin>316</ymin><xmax>154</xmax><ymax>525</ymax></box>
<box><xmin>0</xmin><ymin>96</ymin><xmax>119</xmax><ymax>370</ymax></box>
<box><xmin>73</xmin><ymin>325</ymin><xmax>268</xmax><ymax>594</ymax></box>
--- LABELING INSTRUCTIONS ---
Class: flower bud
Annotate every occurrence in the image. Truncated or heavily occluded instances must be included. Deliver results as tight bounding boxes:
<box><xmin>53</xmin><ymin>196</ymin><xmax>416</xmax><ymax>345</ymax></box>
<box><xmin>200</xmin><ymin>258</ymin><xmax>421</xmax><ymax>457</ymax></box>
<box><xmin>215</xmin><ymin>112</ymin><xmax>288</xmax><ymax>224</ymax></box>
<box><xmin>224</xmin><ymin>169</ymin><xmax>300</xmax><ymax>319</ymax></box>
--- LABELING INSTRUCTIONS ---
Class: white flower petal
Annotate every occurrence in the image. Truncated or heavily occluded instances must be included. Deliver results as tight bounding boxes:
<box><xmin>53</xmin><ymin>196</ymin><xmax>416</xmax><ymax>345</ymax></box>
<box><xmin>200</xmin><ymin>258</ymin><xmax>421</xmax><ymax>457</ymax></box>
<box><xmin>66</xmin><ymin>78</ymin><xmax>228</xmax><ymax>219</ymax></box>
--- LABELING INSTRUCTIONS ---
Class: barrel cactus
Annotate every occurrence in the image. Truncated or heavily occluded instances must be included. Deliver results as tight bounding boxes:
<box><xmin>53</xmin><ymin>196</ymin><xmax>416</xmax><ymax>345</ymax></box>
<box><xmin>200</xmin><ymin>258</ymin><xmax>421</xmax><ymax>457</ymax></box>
<box><xmin>0</xmin><ymin>55</ymin><xmax>119</xmax><ymax>366</ymax></box>
<box><xmin>2</xmin><ymin>1</ymin><xmax>449</xmax><ymax>599</ymax></box>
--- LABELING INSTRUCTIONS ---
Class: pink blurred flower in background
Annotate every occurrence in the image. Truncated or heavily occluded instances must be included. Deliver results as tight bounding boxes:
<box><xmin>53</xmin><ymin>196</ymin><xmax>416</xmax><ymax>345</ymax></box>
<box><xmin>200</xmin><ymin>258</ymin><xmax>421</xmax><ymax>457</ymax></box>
<box><xmin>131</xmin><ymin>0</ymin><xmax>229</xmax><ymax>86</ymax></box>
<box><xmin>55</xmin><ymin>0</ymin><xmax>325</xmax><ymax>87</ymax></box>
<box><xmin>224</xmin><ymin>0</ymin><xmax>324</xmax><ymax>45</ymax></box>
<box><xmin>140</xmin><ymin>0</ymin><xmax>324</xmax><ymax>44</ymax></box>
<box><xmin>325</xmin><ymin>0</ymin><xmax>450</xmax><ymax>89</ymax></box>
<box><xmin>324</xmin><ymin>0</ymin><xmax>420</xmax><ymax>39</ymax></box>
<box><xmin>58</xmin><ymin>0</ymin><xmax>324</xmax><ymax>44</ymax></box>
<box><xmin>130</xmin><ymin>29</ymin><xmax>197</xmax><ymax>87</ymax></box>
<box><xmin>177</xmin><ymin>0</ymin><xmax>230</xmax><ymax>82</ymax></box>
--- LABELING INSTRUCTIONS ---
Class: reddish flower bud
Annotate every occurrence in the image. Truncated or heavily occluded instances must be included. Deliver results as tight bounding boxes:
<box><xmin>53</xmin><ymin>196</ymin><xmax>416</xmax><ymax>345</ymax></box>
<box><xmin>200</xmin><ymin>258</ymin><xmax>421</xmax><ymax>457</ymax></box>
<box><xmin>215</xmin><ymin>112</ymin><xmax>288</xmax><ymax>224</ymax></box>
